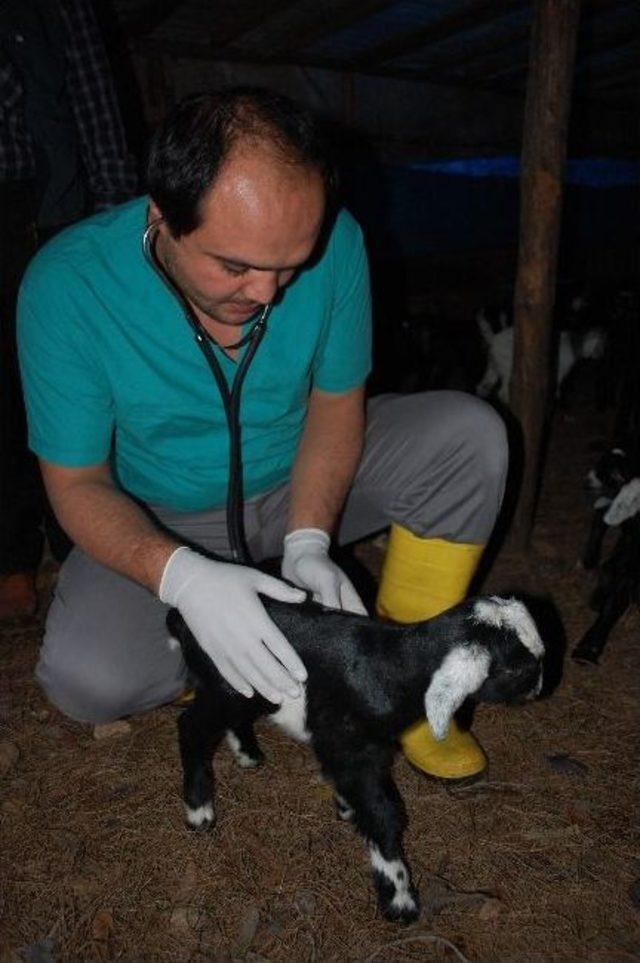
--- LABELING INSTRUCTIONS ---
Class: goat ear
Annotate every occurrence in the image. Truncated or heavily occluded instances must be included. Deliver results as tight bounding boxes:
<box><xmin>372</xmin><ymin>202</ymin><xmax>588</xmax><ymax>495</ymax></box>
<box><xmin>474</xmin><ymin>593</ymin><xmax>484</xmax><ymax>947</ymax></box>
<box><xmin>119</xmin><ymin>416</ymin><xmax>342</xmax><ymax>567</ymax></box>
<box><xmin>424</xmin><ymin>646</ymin><xmax>491</xmax><ymax>741</ymax></box>
<box><xmin>604</xmin><ymin>478</ymin><xmax>640</xmax><ymax>526</ymax></box>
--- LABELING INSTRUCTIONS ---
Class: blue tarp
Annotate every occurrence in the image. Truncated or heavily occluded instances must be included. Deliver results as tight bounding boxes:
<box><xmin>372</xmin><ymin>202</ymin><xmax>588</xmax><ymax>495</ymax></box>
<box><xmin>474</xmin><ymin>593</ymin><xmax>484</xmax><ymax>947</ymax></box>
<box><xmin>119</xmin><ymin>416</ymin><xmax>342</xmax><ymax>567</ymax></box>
<box><xmin>408</xmin><ymin>155</ymin><xmax>640</xmax><ymax>187</ymax></box>
<box><xmin>343</xmin><ymin>156</ymin><xmax>639</xmax><ymax>257</ymax></box>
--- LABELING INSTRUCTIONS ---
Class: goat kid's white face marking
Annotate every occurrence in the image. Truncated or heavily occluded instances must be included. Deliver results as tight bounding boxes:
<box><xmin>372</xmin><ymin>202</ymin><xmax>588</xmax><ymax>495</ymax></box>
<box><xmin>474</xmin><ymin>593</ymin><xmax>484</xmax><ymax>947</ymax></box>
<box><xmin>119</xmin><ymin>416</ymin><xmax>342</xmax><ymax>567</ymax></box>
<box><xmin>269</xmin><ymin>686</ymin><xmax>311</xmax><ymax>743</ymax></box>
<box><xmin>604</xmin><ymin>477</ymin><xmax>640</xmax><ymax>526</ymax></box>
<box><xmin>473</xmin><ymin>597</ymin><xmax>544</xmax><ymax>659</ymax></box>
<box><xmin>369</xmin><ymin>845</ymin><xmax>416</xmax><ymax>914</ymax></box>
<box><xmin>424</xmin><ymin>645</ymin><xmax>491</xmax><ymax>741</ymax></box>
<box><xmin>185</xmin><ymin>802</ymin><xmax>214</xmax><ymax>828</ymax></box>
<box><xmin>167</xmin><ymin>635</ymin><xmax>180</xmax><ymax>651</ymax></box>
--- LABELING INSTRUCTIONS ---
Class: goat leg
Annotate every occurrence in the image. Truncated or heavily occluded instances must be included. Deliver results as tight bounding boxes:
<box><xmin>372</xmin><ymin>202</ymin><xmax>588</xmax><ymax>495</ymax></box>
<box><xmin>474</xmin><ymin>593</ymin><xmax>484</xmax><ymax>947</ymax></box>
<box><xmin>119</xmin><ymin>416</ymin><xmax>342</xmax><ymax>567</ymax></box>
<box><xmin>582</xmin><ymin>509</ymin><xmax>608</xmax><ymax>570</ymax></box>
<box><xmin>317</xmin><ymin>740</ymin><xmax>419</xmax><ymax>923</ymax></box>
<box><xmin>572</xmin><ymin>579</ymin><xmax>632</xmax><ymax>664</ymax></box>
<box><xmin>177</xmin><ymin>693</ymin><xmax>226</xmax><ymax>830</ymax></box>
<box><xmin>225</xmin><ymin>721</ymin><xmax>265</xmax><ymax>770</ymax></box>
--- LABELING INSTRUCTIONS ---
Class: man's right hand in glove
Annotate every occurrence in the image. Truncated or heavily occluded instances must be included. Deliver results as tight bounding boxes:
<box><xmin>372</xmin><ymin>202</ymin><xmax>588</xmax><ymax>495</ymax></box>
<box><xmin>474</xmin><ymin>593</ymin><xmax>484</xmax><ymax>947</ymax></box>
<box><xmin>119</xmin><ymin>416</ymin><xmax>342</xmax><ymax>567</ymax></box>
<box><xmin>159</xmin><ymin>546</ymin><xmax>307</xmax><ymax>703</ymax></box>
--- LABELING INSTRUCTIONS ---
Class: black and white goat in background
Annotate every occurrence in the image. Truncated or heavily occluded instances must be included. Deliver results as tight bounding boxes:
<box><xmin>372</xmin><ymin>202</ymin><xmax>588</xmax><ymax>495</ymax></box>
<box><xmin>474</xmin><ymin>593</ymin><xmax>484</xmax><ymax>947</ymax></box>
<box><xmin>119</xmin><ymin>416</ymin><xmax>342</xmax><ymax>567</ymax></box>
<box><xmin>574</xmin><ymin>288</ymin><xmax>640</xmax><ymax>665</ymax></box>
<box><xmin>168</xmin><ymin>594</ymin><xmax>545</xmax><ymax>922</ymax></box>
<box><xmin>573</xmin><ymin>446</ymin><xmax>640</xmax><ymax>665</ymax></box>
<box><xmin>475</xmin><ymin>297</ymin><xmax>605</xmax><ymax>404</ymax></box>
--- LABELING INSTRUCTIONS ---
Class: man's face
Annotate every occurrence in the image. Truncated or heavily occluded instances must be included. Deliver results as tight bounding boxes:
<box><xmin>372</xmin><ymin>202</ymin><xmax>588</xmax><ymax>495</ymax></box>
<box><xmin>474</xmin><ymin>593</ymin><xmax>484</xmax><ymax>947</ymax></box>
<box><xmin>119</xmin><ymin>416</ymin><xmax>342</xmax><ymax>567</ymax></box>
<box><xmin>150</xmin><ymin>143</ymin><xmax>326</xmax><ymax>327</ymax></box>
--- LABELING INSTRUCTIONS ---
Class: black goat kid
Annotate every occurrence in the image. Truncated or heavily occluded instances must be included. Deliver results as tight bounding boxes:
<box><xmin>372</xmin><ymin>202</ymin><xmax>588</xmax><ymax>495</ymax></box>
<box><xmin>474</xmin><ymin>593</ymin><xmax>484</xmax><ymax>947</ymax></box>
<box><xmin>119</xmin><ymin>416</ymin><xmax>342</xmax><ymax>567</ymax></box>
<box><xmin>574</xmin><ymin>448</ymin><xmax>640</xmax><ymax>664</ymax></box>
<box><xmin>167</xmin><ymin>595</ymin><xmax>544</xmax><ymax>923</ymax></box>
<box><xmin>582</xmin><ymin>447</ymin><xmax>634</xmax><ymax>571</ymax></box>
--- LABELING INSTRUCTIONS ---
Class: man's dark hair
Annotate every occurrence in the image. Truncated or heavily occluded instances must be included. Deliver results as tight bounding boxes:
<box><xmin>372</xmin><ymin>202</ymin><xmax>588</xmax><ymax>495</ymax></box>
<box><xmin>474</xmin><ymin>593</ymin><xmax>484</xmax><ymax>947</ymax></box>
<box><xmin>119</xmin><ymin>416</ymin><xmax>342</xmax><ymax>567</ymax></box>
<box><xmin>146</xmin><ymin>87</ymin><xmax>337</xmax><ymax>236</ymax></box>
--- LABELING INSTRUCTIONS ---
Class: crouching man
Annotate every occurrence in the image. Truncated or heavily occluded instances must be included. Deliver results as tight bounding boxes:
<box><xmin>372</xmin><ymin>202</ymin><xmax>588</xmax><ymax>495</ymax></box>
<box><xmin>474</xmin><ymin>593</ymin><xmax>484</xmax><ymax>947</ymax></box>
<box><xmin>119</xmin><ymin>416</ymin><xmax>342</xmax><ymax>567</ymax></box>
<box><xmin>18</xmin><ymin>87</ymin><xmax>507</xmax><ymax>781</ymax></box>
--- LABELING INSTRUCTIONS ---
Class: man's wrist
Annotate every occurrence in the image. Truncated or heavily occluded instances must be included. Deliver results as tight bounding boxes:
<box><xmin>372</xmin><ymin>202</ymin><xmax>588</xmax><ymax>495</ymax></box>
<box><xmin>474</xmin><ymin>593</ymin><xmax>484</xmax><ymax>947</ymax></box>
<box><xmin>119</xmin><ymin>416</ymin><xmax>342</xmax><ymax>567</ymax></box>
<box><xmin>120</xmin><ymin>531</ymin><xmax>182</xmax><ymax>596</ymax></box>
<box><xmin>158</xmin><ymin>545</ymin><xmax>193</xmax><ymax>603</ymax></box>
<box><xmin>283</xmin><ymin>528</ymin><xmax>331</xmax><ymax>553</ymax></box>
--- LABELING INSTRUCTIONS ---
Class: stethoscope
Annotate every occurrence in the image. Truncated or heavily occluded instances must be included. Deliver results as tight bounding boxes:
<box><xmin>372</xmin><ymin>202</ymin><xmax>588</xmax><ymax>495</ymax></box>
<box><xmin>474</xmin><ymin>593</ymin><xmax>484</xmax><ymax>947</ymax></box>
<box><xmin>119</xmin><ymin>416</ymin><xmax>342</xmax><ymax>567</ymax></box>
<box><xmin>142</xmin><ymin>216</ymin><xmax>272</xmax><ymax>564</ymax></box>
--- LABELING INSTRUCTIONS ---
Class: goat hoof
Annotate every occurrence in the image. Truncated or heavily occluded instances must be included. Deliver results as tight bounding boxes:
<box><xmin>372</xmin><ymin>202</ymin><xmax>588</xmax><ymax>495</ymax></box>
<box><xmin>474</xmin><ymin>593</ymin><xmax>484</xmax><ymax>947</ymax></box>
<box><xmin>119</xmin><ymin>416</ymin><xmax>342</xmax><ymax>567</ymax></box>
<box><xmin>226</xmin><ymin>732</ymin><xmax>265</xmax><ymax>770</ymax></box>
<box><xmin>572</xmin><ymin>639</ymin><xmax>601</xmax><ymax>664</ymax></box>
<box><xmin>335</xmin><ymin>809</ymin><xmax>354</xmax><ymax>823</ymax></box>
<box><xmin>230</xmin><ymin>752</ymin><xmax>264</xmax><ymax>771</ymax></box>
<box><xmin>374</xmin><ymin>871</ymin><xmax>420</xmax><ymax>924</ymax></box>
<box><xmin>572</xmin><ymin>648</ymin><xmax>599</xmax><ymax>665</ymax></box>
<box><xmin>184</xmin><ymin>801</ymin><xmax>216</xmax><ymax>830</ymax></box>
<box><xmin>238</xmin><ymin>752</ymin><xmax>264</xmax><ymax>770</ymax></box>
<box><xmin>334</xmin><ymin>795</ymin><xmax>354</xmax><ymax>822</ymax></box>
<box><xmin>381</xmin><ymin>890</ymin><xmax>420</xmax><ymax>924</ymax></box>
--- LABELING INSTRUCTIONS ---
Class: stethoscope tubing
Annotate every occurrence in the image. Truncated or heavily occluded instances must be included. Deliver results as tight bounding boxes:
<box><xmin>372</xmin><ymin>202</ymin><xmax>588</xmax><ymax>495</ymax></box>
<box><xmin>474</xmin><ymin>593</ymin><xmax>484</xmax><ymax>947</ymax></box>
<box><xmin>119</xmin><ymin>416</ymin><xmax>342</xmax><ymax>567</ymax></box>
<box><xmin>142</xmin><ymin>218</ymin><xmax>271</xmax><ymax>564</ymax></box>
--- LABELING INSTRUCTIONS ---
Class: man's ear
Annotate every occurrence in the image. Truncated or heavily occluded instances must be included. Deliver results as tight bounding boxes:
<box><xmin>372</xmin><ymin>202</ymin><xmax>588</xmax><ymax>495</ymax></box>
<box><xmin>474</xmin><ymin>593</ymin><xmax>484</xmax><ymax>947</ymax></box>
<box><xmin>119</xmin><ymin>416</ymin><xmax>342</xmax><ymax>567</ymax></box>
<box><xmin>147</xmin><ymin>202</ymin><xmax>169</xmax><ymax>242</ymax></box>
<box><xmin>148</xmin><ymin>199</ymin><xmax>163</xmax><ymax>223</ymax></box>
<box><xmin>424</xmin><ymin>645</ymin><xmax>491</xmax><ymax>740</ymax></box>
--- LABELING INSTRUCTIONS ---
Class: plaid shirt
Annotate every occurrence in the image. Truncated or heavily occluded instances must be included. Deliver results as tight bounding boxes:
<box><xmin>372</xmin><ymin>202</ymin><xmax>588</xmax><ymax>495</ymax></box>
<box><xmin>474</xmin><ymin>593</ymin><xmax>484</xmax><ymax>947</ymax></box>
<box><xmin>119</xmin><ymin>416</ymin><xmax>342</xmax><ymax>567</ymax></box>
<box><xmin>0</xmin><ymin>0</ymin><xmax>137</xmax><ymax>208</ymax></box>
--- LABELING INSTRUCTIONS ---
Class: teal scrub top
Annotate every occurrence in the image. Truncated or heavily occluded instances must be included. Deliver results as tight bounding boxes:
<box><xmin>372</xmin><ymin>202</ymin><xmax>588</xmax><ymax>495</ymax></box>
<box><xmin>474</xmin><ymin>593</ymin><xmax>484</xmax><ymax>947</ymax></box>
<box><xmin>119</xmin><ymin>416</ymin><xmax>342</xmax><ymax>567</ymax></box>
<box><xmin>18</xmin><ymin>196</ymin><xmax>372</xmax><ymax>511</ymax></box>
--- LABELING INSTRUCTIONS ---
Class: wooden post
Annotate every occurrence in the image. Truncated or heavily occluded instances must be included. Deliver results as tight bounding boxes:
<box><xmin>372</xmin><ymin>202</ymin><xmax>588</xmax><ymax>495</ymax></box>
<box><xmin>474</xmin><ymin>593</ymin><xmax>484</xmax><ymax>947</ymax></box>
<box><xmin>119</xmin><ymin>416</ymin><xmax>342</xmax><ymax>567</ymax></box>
<box><xmin>509</xmin><ymin>0</ymin><xmax>581</xmax><ymax>549</ymax></box>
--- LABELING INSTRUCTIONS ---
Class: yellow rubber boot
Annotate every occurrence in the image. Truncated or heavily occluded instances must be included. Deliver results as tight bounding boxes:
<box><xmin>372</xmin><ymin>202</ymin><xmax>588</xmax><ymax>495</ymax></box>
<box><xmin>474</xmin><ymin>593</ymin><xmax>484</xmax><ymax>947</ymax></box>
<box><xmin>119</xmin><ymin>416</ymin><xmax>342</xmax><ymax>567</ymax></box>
<box><xmin>376</xmin><ymin>525</ymin><xmax>487</xmax><ymax>780</ymax></box>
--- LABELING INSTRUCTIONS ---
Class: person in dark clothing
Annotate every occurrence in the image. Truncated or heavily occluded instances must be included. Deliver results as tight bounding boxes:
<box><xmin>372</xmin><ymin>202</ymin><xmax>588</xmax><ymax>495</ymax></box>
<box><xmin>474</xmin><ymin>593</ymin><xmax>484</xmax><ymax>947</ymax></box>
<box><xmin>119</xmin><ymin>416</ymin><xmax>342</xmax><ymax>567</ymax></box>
<box><xmin>0</xmin><ymin>0</ymin><xmax>137</xmax><ymax>618</ymax></box>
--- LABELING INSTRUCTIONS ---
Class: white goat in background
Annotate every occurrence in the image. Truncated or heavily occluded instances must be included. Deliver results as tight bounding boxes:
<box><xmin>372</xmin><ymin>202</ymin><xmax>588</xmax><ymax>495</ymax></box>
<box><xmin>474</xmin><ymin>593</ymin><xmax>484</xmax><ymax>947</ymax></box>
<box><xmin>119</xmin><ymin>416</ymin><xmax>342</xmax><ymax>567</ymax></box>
<box><xmin>475</xmin><ymin>304</ymin><xmax>605</xmax><ymax>403</ymax></box>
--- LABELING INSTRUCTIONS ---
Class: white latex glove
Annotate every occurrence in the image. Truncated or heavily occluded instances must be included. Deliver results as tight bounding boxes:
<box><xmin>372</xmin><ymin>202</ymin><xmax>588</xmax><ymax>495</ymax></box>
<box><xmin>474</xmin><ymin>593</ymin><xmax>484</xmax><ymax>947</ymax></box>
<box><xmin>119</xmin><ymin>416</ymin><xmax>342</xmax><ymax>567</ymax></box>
<box><xmin>281</xmin><ymin>528</ymin><xmax>368</xmax><ymax>615</ymax></box>
<box><xmin>159</xmin><ymin>546</ymin><xmax>307</xmax><ymax>702</ymax></box>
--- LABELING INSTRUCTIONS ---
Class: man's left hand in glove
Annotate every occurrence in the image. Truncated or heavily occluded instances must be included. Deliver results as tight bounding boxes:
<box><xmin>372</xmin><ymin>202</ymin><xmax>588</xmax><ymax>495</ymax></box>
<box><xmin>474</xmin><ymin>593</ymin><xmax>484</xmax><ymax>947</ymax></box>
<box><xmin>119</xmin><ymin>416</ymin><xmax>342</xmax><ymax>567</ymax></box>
<box><xmin>281</xmin><ymin>528</ymin><xmax>367</xmax><ymax>615</ymax></box>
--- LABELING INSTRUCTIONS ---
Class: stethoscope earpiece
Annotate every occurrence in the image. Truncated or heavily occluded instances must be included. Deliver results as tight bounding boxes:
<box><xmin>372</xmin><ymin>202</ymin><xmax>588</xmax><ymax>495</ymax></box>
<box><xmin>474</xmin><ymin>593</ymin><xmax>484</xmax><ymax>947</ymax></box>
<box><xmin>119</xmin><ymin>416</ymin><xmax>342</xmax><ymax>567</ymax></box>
<box><xmin>141</xmin><ymin>216</ymin><xmax>164</xmax><ymax>253</ymax></box>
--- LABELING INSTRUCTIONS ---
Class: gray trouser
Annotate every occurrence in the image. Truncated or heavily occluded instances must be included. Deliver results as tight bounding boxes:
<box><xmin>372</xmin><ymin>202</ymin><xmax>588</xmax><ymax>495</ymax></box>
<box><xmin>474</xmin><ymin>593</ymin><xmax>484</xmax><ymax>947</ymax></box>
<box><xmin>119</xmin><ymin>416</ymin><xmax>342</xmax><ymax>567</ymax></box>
<box><xmin>37</xmin><ymin>392</ymin><xmax>508</xmax><ymax>723</ymax></box>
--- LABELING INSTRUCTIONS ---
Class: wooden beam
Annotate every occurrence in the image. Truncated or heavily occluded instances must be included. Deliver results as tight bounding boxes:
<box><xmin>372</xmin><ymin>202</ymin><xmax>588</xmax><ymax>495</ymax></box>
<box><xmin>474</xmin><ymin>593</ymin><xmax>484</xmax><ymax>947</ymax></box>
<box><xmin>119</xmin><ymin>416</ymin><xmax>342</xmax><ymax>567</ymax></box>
<box><xmin>120</xmin><ymin>0</ymin><xmax>185</xmax><ymax>40</ymax></box>
<box><xmin>129</xmin><ymin>37</ymin><xmax>213</xmax><ymax>60</ymax></box>
<box><xmin>353</xmin><ymin>0</ymin><xmax>524</xmax><ymax>69</ymax></box>
<box><xmin>432</xmin><ymin>23</ymin><xmax>531</xmax><ymax>81</ymax></box>
<box><xmin>121</xmin><ymin>0</ymin><xmax>302</xmax><ymax>50</ymax></box>
<box><xmin>454</xmin><ymin>42</ymin><xmax>530</xmax><ymax>85</ymax></box>
<box><xmin>468</xmin><ymin>13</ymin><xmax>633</xmax><ymax>85</ymax></box>
<box><xmin>509</xmin><ymin>0</ymin><xmax>582</xmax><ymax>550</ymax></box>
<box><xmin>591</xmin><ymin>66</ymin><xmax>640</xmax><ymax>89</ymax></box>
<box><xmin>208</xmin><ymin>0</ymin><xmax>301</xmax><ymax>48</ymax></box>
<box><xmin>589</xmin><ymin>90</ymin><xmax>638</xmax><ymax>110</ymax></box>
<box><xmin>275</xmin><ymin>0</ymin><xmax>395</xmax><ymax>55</ymax></box>
<box><xmin>582</xmin><ymin>0</ymin><xmax>628</xmax><ymax>11</ymax></box>
<box><xmin>453</xmin><ymin>10</ymin><xmax>630</xmax><ymax>84</ymax></box>
<box><xmin>574</xmin><ymin>44</ymin><xmax>638</xmax><ymax>80</ymax></box>
<box><xmin>491</xmin><ymin>21</ymin><xmax>633</xmax><ymax>96</ymax></box>
<box><xmin>226</xmin><ymin>0</ymin><xmax>395</xmax><ymax>58</ymax></box>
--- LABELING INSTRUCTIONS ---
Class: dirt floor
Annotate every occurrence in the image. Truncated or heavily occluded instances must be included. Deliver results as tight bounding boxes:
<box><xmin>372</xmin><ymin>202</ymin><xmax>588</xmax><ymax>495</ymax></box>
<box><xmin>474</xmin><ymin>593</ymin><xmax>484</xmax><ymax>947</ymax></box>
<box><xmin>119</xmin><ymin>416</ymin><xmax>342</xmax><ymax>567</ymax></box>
<box><xmin>1</xmin><ymin>395</ymin><xmax>639</xmax><ymax>962</ymax></box>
